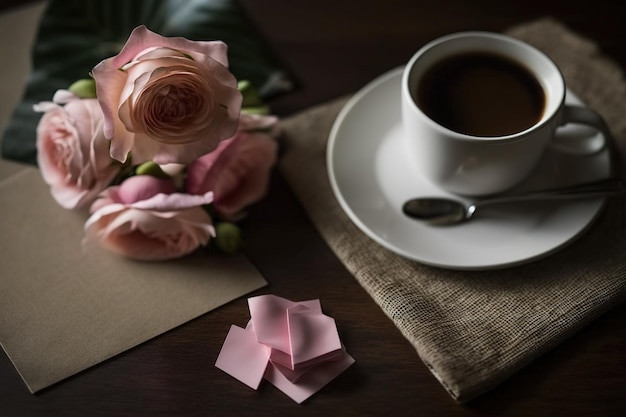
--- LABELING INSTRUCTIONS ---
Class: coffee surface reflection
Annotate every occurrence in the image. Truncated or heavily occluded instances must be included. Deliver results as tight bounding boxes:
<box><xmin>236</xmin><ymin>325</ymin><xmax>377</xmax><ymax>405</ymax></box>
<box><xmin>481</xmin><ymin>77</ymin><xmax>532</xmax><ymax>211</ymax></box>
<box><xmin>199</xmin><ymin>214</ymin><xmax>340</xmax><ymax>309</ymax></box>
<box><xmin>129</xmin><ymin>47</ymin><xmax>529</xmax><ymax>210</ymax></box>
<box><xmin>416</xmin><ymin>52</ymin><xmax>546</xmax><ymax>137</ymax></box>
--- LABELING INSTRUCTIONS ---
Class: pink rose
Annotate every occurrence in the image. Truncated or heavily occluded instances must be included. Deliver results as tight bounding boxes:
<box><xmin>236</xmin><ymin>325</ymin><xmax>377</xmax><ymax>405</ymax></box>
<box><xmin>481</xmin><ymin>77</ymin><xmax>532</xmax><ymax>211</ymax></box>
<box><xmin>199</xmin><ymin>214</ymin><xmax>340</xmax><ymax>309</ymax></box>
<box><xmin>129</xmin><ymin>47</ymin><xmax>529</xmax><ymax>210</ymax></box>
<box><xmin>85</xmin><ymin>175</ymin><xmax>215</xmax><ymax>260</ymax></box>
<box><xmin>92</xmin><ymin>25</ymin><xmax>242</xmax><ymax>165</ymax></box>
<box><xmin>186</xmin><ymin>115</ymin><xmax>278</xmax><ymax>219</ymax></box>
<box><xmin>35</xmin><ymin>91</ymin><xmax>121</xmax><ymax>209</ymax></box>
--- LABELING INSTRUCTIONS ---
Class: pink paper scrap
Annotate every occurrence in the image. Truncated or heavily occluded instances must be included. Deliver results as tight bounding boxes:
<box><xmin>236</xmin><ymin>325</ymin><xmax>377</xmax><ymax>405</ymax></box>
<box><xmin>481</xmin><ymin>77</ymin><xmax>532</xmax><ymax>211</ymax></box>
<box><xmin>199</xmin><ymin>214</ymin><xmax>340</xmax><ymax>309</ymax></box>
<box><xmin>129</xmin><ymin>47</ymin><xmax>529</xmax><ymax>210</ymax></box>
<box><xmin>215</xmin><ymin>294</ymin><xmax>355</xmax><ymax>403</ymax></box>
<box><xmin>215</xmin><ymin>325</ymin><xmax>270</xmax><ymax>390</ymax></box>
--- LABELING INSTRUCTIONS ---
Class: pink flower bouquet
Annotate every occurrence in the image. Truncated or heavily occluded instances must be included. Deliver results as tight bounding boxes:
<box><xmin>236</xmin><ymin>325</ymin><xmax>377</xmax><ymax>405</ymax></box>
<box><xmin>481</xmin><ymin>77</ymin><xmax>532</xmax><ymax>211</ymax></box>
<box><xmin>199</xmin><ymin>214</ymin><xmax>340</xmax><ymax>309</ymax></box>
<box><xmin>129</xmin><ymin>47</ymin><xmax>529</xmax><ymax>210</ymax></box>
<box><xmin>35</xmin><ymin>26</ymin><xmax>279</xmax><ymax>260</ymax></box>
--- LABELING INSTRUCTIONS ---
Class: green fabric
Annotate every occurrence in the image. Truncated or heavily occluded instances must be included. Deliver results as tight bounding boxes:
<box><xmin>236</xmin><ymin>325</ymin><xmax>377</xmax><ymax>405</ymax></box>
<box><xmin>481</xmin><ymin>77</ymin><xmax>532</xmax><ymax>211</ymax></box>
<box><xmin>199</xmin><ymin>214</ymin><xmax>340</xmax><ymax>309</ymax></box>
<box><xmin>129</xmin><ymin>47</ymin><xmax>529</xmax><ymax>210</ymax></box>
<box><xmin>1</xmin><ymin>0</ymin><xmax>292</xmax><ymax>165</ymax></box>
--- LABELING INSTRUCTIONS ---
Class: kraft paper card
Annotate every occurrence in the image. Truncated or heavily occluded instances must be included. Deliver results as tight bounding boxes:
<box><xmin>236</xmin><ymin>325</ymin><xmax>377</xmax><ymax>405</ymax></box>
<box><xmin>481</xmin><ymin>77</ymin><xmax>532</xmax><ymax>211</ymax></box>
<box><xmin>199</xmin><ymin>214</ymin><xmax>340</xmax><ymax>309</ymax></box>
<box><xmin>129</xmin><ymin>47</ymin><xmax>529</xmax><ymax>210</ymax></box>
<box><xmin>0</xmin><ymin>159</ymin><xmax>268</xmax><ymax>393</ymax></box>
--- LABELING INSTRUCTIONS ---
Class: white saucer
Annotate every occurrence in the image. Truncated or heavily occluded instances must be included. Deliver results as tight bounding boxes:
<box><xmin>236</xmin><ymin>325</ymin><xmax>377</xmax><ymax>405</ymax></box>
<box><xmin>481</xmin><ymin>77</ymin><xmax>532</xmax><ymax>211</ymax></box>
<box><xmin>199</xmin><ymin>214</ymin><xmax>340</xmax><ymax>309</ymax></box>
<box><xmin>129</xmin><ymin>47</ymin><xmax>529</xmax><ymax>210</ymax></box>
<box><xmin>327</xmin><ymin>67</ymin><xmax>611</xmax><ymax>270</ymax></box>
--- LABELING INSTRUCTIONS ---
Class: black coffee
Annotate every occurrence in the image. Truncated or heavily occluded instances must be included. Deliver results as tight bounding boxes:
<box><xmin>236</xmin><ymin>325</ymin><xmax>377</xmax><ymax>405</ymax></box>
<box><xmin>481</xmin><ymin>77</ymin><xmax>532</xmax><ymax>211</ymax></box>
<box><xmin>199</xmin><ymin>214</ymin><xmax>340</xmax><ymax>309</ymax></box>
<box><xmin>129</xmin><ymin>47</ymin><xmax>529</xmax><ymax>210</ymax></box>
<box><xmin>416</xmin><ymin>52</ymin><xmax>545</xmax><ymax>136</ymax></box>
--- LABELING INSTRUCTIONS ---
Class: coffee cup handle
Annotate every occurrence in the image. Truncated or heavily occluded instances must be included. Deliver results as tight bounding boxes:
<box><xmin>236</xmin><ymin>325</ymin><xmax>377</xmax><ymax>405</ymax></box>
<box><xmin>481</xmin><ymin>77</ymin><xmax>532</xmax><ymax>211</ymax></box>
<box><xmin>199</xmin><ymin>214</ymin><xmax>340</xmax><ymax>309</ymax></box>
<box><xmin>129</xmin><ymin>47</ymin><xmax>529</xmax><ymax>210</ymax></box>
<box><xmin>550</xmin><ymin>105</ymin><xmax>609</xmax><ymax>155</ymax></box>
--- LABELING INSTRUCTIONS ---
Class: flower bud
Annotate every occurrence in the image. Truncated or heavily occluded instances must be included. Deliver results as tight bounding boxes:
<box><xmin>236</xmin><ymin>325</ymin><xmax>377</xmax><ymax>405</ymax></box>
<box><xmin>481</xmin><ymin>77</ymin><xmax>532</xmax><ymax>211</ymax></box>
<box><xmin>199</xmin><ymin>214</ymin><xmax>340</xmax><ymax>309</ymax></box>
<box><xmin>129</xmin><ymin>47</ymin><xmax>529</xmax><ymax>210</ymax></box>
<box><xmin>68</xmin><ymin>79</ymin><xmax>97</xmax><ymax>99</ymax></box>
<box><xmin>214</xmin><ymin>222</ymin><xmax>244</xmax><ymax>254</ymax></box>
<box><xmin>135</xmin><ymin>161</ymin><xmax>169</xmax><ymax>179</ymax></box>
<box><xmin>238</xmin><ymin>80</ymin><xmax>263</xmax><ymax>107</ymax></box>
<box><xmin>241</xmin><ymin>106</ymin><xmax>270</xmax><ymax>115</ymax></box>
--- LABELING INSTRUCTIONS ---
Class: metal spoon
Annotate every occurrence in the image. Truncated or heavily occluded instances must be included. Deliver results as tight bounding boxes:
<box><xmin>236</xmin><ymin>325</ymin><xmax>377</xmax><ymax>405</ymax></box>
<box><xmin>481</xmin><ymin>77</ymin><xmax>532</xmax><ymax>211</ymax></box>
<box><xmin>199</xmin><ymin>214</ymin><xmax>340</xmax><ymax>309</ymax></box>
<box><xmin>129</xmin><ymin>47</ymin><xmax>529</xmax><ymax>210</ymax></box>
<box><xmin>402</xmin><ymin>178</ymin><xmax>625</xmax><ymax>226</ymax></box>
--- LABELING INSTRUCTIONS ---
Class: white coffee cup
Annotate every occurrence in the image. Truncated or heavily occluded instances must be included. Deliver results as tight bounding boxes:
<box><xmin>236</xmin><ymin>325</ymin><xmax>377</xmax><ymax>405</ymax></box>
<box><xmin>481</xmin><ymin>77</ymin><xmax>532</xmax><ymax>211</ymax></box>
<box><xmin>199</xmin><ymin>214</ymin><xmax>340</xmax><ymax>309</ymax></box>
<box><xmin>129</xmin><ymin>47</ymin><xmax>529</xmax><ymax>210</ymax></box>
<box><xmin>401</xmin><ymin>31</ymin><xmax>609</xmax><ymax>196</ymax></box>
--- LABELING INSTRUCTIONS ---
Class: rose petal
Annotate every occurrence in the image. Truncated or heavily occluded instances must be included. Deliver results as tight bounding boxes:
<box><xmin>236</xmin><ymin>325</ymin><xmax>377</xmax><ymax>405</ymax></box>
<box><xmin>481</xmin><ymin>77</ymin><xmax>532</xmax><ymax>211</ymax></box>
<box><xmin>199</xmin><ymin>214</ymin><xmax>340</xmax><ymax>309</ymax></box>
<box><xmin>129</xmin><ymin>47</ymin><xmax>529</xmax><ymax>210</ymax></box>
<box><xmin>112</xmin><ymin>176</ymin><xmax>178</xmax><ymax>204</ymax></box>
<box><xmin>131</xmin><ymin>191</ymin><xmax>214</xmax><ymax>212</ymax></box>
<box><xmin>35</xmin><ymin>96</ymin><xmax>121</xmax><ymax>209</ymax></box>
<box><xmin>85</xmin><ymin>200</ymin><xmax>215</xmax><ymax>261</ymax></box>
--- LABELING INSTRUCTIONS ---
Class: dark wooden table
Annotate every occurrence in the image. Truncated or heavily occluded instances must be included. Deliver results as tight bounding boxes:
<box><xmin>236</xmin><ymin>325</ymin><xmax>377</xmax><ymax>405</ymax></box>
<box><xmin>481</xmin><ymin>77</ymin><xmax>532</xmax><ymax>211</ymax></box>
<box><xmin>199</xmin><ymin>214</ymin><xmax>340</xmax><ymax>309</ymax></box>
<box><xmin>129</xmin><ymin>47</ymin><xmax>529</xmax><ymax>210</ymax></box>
<box><xmin>2</xmin><ymin>1</ymin><xmax>626</xmax><ymax>416</ymax></box>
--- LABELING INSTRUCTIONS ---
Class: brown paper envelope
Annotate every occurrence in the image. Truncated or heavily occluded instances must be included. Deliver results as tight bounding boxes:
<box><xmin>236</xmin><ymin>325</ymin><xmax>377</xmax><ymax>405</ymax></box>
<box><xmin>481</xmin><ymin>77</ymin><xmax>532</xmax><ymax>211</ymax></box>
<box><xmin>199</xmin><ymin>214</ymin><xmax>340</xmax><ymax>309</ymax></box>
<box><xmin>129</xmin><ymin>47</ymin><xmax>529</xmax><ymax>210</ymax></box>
<box><xmin>0</xmin><ymin>161</ymin><xmax>267</xmax><ymax>393</ymax></box>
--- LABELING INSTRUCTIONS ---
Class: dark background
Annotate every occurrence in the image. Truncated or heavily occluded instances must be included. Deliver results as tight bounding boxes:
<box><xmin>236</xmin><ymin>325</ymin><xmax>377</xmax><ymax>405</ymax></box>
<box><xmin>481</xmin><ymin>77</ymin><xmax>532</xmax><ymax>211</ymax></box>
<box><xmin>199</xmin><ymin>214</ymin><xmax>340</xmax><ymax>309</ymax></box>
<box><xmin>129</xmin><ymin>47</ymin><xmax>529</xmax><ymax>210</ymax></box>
<box><xmin>1</xmin><ymin>0</ymin><xmax>625</xmax><ymax>416</ymax></box>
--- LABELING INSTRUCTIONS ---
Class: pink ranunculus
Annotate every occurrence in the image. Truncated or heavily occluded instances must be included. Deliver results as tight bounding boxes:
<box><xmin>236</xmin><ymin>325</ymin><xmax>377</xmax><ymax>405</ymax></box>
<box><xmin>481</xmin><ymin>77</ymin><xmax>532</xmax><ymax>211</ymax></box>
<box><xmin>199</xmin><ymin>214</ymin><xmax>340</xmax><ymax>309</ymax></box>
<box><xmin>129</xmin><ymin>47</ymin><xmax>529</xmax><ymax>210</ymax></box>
<box><xmin>185</xmin><ymin>125</ymin><xmax>278</xmax><ymax>220</ymax></box>
<box><xmin>85</xmin><ymin>175</ymin><xmax>215</xmax><ymax>260</ymax></box>
<box><xmin>92</xmin><ymin>25</ymin><xmax>243</xmax><ymax>165</ymax></box>
<box><xmin>35</xmin><ymin>92</ymin><xmax>121</xmax><ymax>210</ymax></box>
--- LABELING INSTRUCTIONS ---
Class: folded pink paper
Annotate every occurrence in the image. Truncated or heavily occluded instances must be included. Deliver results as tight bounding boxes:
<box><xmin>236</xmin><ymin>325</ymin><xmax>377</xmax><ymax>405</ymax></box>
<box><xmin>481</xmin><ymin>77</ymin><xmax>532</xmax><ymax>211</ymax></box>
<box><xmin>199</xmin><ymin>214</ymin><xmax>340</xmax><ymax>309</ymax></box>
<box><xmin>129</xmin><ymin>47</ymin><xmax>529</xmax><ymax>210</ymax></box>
<box><xmin>264</xmin><ymin>348</ymin><xmax>355</xmax><ymax>404</ymax></box>
<box><xmin>215</xmin><ymin>294</ymin><xmax>354</xmax><ymax>403</ymax></box>
<box><xmin>269</xmin><ymin>358</ymin><xmax>314</xmax><ymax>383</ymax></box>
<box><xmin>248</xmin><ymin>294</ymin><xmax>321</xmax><ymax>353</ymax></box>
<box><xmin>215</xmin><ymin>325</ymin><xmax>270</xmax><ymax>389</ymax></box>
<box><xmin>287</xmin><ymin>304</ymin><xmax>342</xmax><ymax>369</ymax></box>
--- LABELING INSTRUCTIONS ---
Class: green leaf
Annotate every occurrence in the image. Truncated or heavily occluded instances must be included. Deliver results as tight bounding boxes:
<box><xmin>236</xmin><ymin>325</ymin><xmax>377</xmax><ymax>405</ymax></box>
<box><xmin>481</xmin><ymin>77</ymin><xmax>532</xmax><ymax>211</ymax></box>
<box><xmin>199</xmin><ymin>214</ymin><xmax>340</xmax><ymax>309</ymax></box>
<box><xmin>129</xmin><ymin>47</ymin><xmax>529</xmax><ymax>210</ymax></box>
<box><xmin>2</xmin><ymin>0</ymin><xmax>293</xmax><ymax>165</ymax></box>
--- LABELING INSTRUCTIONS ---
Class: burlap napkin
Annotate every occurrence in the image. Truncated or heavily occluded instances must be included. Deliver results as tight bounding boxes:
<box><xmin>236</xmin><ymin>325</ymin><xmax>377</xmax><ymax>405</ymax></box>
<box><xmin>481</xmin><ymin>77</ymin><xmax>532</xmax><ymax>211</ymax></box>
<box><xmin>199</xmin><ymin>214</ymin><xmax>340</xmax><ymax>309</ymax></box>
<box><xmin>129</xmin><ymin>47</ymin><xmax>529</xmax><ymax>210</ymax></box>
<box><xmin>277</xmin><ymin>18</ymin><xmax>626</xmax><ymax>403</ymax></box>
